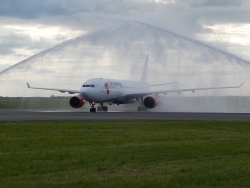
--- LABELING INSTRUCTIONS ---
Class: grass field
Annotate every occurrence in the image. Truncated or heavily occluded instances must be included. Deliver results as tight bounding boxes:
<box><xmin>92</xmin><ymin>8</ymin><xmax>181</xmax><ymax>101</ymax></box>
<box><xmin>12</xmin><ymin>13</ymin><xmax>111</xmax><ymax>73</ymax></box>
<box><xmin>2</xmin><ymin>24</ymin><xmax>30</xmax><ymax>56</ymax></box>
<box><xmin>0</xmin><ymin>120</ymin><xmax>250</xmax><ymax>187</ymax></box>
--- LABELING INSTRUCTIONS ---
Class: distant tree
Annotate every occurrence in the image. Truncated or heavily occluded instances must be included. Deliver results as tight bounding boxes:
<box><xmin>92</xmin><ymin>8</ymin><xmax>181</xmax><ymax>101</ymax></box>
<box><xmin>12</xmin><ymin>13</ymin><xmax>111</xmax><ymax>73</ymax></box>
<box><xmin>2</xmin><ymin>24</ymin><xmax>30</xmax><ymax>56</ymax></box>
<box><xmin>50</xmin><ymin>95</ymin><xmax>55</xmax><ymax>98</ymax></box>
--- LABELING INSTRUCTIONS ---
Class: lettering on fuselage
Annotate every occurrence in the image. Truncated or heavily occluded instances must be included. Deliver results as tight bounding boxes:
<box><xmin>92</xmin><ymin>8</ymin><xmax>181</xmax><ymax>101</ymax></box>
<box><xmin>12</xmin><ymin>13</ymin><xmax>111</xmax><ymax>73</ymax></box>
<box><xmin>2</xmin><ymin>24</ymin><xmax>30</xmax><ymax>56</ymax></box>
<box><xmin>107</xmin><ymin>81</ymin><xmax>123</xmax><ymax>87</ymax></box>
<box><xmin>104</xmin><ymin>81</ymin><xmax>123</xmax><ymax>94</ymax></box>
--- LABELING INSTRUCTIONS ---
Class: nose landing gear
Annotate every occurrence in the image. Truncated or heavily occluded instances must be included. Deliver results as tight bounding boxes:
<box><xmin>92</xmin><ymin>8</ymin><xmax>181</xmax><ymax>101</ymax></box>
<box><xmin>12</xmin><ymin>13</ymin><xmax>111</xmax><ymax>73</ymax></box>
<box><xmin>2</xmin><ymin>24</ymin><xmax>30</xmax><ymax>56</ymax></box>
<box><xmin>89</xmin><ymin>102</ymin><xmax>96</xmax><ymax>113</ymax></box>
<box><xmin>90</xmin><ymin>107</ymin><xmax>96</xmax><ymax>113</ymax></box>
<box><xmin>89</xmin><ymin>102</ymin><xmax>108</xmax><ymax>112</ymax></box>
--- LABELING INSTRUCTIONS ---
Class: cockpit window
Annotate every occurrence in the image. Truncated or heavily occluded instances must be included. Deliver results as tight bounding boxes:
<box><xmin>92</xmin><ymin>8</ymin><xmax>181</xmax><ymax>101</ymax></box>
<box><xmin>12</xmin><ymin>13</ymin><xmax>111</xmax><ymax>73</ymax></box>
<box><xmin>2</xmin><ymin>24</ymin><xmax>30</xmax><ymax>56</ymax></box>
<box><xmin>82</xmin><ymin>84</ymin><xmax>95</xmax><ymax>88</ymax></box>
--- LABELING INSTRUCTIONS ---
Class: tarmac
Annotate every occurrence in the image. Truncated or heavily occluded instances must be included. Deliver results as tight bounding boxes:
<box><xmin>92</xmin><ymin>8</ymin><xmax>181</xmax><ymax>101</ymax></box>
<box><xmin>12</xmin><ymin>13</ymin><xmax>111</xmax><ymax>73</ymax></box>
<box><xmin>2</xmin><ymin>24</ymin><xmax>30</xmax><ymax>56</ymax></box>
<box><xmin>1</xmin><ymin>110</ymin><xmax>250</xmax><ymax>121</ymax></box>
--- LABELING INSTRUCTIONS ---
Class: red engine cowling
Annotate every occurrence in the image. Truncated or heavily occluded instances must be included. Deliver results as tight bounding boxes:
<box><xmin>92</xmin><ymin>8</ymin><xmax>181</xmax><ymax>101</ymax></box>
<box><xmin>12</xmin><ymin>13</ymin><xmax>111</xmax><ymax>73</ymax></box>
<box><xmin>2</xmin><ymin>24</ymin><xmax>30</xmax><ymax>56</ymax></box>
<box><xmin>69</xmin><ymin>95</ymin><xmax>85</xmax><ymax>108</ymax></box>
<box><xmin>143</xmin><ymin>95</ymin><xmax>158</xmax><ymax>109</ymax></box>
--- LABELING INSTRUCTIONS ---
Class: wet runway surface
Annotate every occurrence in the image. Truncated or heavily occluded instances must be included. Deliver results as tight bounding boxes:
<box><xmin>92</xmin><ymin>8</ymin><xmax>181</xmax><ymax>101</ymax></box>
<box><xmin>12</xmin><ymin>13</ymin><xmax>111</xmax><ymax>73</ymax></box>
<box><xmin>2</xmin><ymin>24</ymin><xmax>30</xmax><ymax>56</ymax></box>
<box><xmin>1</xmin><ymin>110</ymin><xmax>250</xmax><ymax>121</ymax></box>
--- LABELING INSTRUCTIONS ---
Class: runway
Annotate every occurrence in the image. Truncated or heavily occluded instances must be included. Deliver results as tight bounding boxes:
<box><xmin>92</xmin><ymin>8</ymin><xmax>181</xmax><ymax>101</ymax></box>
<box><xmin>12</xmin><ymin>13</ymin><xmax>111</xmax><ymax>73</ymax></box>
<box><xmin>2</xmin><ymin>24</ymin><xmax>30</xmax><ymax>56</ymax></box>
<box><xmin>1</xmin><ymin>110</ymin><xmax>250</xmax><ymax>121</ymax></box>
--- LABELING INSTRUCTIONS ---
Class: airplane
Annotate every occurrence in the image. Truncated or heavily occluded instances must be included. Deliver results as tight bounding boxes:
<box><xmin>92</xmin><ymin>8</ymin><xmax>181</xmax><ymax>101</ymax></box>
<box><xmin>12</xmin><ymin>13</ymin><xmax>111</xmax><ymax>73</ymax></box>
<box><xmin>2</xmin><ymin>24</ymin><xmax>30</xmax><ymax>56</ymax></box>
<box><xmin>27</xmin><ymin>55</ymin><xmax>245</xmax><ymax>112</ymax></box>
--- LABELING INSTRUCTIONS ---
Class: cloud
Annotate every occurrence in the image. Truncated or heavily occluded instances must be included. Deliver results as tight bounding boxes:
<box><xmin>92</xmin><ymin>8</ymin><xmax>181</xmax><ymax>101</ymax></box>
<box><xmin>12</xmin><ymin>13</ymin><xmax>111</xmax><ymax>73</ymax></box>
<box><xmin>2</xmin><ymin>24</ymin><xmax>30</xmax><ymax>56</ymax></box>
<box><xmin>186</xmin><ymin>0</ymin><xmax>246</xmax><ymax>7</ymax></box>
<box><xmin>0</xmin><ymin>15</ymin><xmax>86</xmax><ymax>70</ymax></box>
<box><xmin>1</xmin><ymin>0</ymin><xmax>249</xmax><ymax>36</ymax></box>
<box><xmin>181</xmin><ymin>0</ymin><xmax>250</xmax><ymax>24</ymax></box>
<box><xmin>0</xmin><ymin>62</ymin><xmax>10</xmax><ymax>71</ymax></box>
<box><xmin>0</xmin><ymin>0</ymin><xmax>69</xmax><ymax>19</ymax></box>
<box><xmin>0</xmin><ymin>0</ymin><xmax>146</xmax><ymax>19</ymax></box>
<box><xmin>1</xmin><ymin>33</ymin><xmax>38</xmax><ymax>50</ymax></box>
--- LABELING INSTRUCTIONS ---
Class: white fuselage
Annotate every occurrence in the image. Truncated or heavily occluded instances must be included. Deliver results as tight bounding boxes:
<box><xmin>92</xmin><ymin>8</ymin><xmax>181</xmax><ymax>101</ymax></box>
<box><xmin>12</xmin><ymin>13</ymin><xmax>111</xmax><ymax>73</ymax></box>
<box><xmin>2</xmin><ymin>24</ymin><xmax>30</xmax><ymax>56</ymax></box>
<box><xmin>80</xmin><ymin>78</ymin><xmax>149</xmax><ymax>103</ymax></box>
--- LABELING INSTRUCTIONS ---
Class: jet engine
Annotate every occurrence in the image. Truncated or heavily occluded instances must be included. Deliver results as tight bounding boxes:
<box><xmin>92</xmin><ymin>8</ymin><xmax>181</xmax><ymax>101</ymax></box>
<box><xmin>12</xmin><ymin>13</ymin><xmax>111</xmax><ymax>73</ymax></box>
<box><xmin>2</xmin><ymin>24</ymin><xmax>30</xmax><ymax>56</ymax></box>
<box><xmin>143</xmin><ymin>95</ymin><xmax>158</xmax><ymax>109</ymax></box>
<box><xmin>69</xmin><ymin>95</ymin><xmax>85</xmax><ymax>108</ymax></box>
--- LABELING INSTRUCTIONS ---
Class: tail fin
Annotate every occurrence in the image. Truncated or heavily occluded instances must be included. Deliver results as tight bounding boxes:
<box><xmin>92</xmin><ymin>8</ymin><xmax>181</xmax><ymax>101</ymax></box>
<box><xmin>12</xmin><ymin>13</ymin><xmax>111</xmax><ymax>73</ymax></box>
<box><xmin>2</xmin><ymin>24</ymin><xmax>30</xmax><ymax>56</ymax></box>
<box><xmin>140</xmin><ymin>54</ymin><xmax>148</xmax><ymax>82</ymax></box>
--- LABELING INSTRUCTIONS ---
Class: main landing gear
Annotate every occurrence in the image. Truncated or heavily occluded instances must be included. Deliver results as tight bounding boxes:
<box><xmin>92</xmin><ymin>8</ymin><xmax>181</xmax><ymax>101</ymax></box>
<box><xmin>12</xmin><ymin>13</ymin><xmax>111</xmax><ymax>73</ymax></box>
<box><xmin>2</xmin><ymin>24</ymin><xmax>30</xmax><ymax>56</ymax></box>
<box><xmin>89</xmin><ymin>103</ymin><xmax>108</xmax><ymax>113</ymax></box>
<box><xmin>137</xmin><ymin>97</ymin><xmax>147</xmax><ymax>112</ymax></box>
<box><xmin>97</xmin><ymin>103</ymin><xmax>108</xmax><ymax>112</ymax></box>
<box><xmin>138</xmin><ymin>106</ymin><xmax>147</xmax><ymax>111</ymax></box>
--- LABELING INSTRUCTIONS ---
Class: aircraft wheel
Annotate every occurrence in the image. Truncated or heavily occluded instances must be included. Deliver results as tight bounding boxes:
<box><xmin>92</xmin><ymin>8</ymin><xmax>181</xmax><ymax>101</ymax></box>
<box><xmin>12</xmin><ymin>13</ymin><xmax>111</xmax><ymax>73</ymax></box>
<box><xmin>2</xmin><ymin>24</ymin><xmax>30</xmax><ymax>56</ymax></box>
<box><xmin>90</xmin><ymin>108</ymin><xmax>96</xmax><ymax>113</ymax></box>
<box><xmin>97</xmin><ymin>106</ymin><xmax>103</xmax><ymax>111</ymax></box>
<box><xmin>103</xmin><ymin>106</ymin><xmax>108</xmax><ymax>112</ymax></box>
<box><xmin>138</xmin><ymin>106</ymin><xmax>147</xmax><ymax>111</ymax></box>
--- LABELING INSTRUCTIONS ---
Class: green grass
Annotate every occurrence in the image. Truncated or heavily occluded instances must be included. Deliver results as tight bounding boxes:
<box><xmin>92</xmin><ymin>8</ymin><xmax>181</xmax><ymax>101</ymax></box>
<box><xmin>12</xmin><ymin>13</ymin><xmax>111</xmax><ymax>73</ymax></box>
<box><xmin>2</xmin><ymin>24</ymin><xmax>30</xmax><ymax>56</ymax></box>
<box><xmin>0</xmin><ymin>120</ymin><xmax>250</xmax><ymax>187</ymax></box>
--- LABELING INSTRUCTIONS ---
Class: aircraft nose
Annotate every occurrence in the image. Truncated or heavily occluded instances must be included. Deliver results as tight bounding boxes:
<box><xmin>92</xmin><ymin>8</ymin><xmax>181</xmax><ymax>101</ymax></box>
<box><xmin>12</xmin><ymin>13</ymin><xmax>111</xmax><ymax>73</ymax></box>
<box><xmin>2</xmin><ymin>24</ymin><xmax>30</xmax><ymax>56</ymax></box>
<box><xmin>81</xmin><ymin>87</ymin><xmax>93</xmax><ymax>100</ymax></box>
<box><xmin>81</xmin><ymin>87</ymin><xmax>90</xmax><ymax>94</ymax></box>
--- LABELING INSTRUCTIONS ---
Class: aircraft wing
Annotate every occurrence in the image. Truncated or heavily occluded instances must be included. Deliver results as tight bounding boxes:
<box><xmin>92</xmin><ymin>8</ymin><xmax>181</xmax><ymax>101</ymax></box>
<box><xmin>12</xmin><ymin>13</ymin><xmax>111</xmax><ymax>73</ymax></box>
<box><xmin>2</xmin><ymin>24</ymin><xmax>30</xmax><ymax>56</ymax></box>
<box><xmin>121</xmin><ymin>82</ymin><xmax>245</xmax><ymax>99</ymax></box>
<box><xmin>148</xmin><ymin>82</ymin><xmax>179</xmax><ymax>87</ymax></box>
<box><xmin>26</xmin><ymin>83</ymin><xmax>80</xmax><ymax>94</ymax></box>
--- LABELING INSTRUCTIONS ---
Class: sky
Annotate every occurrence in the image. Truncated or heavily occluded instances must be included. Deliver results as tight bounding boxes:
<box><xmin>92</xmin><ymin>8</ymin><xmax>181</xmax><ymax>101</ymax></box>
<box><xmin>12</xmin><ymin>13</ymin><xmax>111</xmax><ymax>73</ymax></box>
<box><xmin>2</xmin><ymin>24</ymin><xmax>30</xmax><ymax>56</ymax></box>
<box><xmin>0</xmin><ymin>0</ymin><xmax>250</xmax><ymax>99</ymax></box>
<box><xmin>0</xmin><ymin>0</ymin><xmax>250</xmax><ymax>72</ymax></box>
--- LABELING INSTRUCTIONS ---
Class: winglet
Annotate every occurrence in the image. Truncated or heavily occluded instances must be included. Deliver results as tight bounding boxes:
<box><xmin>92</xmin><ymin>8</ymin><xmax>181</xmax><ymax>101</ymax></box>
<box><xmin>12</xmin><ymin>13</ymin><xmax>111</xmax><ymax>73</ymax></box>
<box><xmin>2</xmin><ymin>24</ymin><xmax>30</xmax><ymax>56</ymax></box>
<box><xmin>27</xmin><ymin>82</ymin><xmax>30</xmax><ymax>88</ymax></box>
<box><xmin>239</xmin><ymin>81</ymin><xmax>245</xmax><ymax>87</ymax></box>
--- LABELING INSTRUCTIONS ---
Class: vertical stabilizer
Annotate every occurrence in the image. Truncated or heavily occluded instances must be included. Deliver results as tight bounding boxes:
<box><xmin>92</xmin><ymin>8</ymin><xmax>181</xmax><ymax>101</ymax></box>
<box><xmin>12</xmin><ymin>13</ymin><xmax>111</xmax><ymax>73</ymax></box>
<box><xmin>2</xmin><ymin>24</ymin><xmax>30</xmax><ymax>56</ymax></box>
<box><xmin>140</xmin><ymin>54</ymin><xmax>148</xmax><ymax>82</ymax></box>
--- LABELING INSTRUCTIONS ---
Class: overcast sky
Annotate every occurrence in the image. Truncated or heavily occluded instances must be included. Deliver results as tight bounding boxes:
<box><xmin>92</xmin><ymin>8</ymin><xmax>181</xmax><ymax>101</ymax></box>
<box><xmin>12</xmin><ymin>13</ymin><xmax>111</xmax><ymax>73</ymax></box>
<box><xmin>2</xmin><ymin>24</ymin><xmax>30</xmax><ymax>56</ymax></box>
<box><xmin>0</xmin><ymin>0</ymin><xmax>250</xmax><ymax>73</ymax></box>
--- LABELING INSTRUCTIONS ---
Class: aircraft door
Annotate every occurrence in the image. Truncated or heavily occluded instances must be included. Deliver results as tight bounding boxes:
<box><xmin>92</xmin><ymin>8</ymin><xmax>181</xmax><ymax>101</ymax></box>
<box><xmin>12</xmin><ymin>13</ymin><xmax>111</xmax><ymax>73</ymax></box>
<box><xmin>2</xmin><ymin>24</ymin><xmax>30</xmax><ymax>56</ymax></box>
<box><xmin>98</xmin><ymin>79</ymin><xmax>106</xmax><ymax>94</ymax></box>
